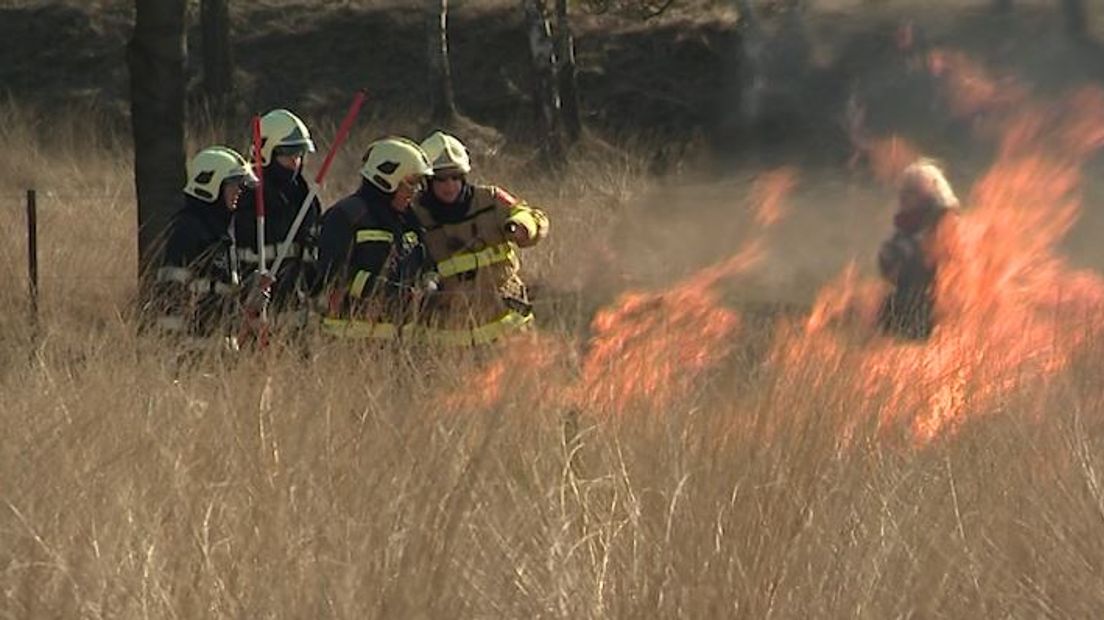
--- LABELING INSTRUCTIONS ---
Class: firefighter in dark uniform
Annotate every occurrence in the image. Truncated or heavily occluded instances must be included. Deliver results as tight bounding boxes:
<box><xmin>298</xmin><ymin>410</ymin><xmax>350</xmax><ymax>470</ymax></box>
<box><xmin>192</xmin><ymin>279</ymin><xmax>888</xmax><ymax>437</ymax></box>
<box><xmin>315</xmin><ymin>137</ymin><xmax>435</xmax><ymax>340</ymax></box>
<box><xmin>152</xmin><ymin>146</ymin><xmax>257</xmax><ymax>346</ymax></box>
<box><xmin>235</xmin><ymin>109</ymin><xmax>320</xmax><ymax>324</ymax></box>
<box><xmin>877</xmin><ymin>158</ymin><xmax>961</xmax><ymax>340</ymax></box>
<box><xmin>411</xmin><ymin>131</ymin><xmax>549</xmax><ymax>346</ymax></box>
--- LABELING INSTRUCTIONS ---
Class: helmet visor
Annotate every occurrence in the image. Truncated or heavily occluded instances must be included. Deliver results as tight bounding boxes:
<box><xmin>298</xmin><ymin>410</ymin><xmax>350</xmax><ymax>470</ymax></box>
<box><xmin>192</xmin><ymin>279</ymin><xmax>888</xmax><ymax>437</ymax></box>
<box><xmin>273</xmin><ymin>144</ymin><xmax>311</xmax><ymax>158</ymax></box>
<box><xmin>433</xmin><ymin>171</ymin><xmax>466</xmax><ymax>183</ymax></box>
<box><xmin>227</xmin><ymin>171</ymin><xmax>259</xmax><ymax>189</ymax></box>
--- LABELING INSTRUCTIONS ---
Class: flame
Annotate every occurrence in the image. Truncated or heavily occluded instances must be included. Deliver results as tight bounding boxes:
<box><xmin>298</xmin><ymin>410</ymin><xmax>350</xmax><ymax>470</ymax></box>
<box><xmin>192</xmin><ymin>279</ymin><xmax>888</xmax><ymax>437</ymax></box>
<box><xmin>440</xmin><ymin>333</ymin><xmax>569</xmax><ymax>413</ymax></box>
<box><xmin>445</xmin><ymin>50</ymin><xmax>1104</xmax><ymax>448</ymax></box>
<box><xmin>561</xmin><ymin>166</ymin><xmax>792</xmax><ymax>415</ymax></box>
<box><xmin>926</xmin><ymin>48</ymin><xmax>1028</xmax><ymax>120</ymax></box>
<box><xmin>803</xmin><ymin>262</ymin><xmax>884</xmax><ymax>334</ymax></box>
<box><xmin>772</xmin><ymin>57</ymin><xmax>1104</xmax><ymax>445</ymax></box>
<box><xmin>442</xmin><ymin>173</ymin><xmax>793</xmax><ymax>418</ymax></box>
<box><xmin>439</xmin><ymin>242</ymin><xmax>762</xmax><ymax>417</ymax></box>
<box><xmin>571</xmin><ymin>242</ymin><xmax>764</xmax><ymax>415</ymax></box>
<box><xmin>751</xmin><ymin>167</ymin><xmax>797</xmax><ymax>227</ymax></box>
<box><xmin>1058</xmin><ymin>87</ymin><xmax>1104</xmax><ymax>157</ymax></box>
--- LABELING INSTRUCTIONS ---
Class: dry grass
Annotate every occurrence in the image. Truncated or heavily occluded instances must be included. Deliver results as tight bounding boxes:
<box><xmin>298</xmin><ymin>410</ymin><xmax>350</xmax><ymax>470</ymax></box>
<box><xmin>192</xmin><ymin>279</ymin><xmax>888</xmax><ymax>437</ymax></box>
<box><xmin>5</xmin><ymin>99</ymin><xmax>1104</xmax><ymax>619</ymax></box>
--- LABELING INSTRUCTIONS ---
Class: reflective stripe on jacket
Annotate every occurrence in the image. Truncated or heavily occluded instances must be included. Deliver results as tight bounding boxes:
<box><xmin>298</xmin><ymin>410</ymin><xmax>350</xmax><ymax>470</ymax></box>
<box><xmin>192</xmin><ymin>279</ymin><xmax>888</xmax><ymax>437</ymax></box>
<box><xmin>320</xmin><ymin>308</ymin><xmax>532</xmax><ymax>345</ymax></box>
<box><xmin>411</xmin><ymin>184</ymin><xmax>547</xmax><ymax>342</ymax></box>
<box><xmin>152</xmin><ymin>196</ymin><xmax>239</xmax><ymax>339</ymax></box>
<box><xmin>315</xmin><ymin>183</ymin><xmax>428</xmax><ymax>339</ymax></box>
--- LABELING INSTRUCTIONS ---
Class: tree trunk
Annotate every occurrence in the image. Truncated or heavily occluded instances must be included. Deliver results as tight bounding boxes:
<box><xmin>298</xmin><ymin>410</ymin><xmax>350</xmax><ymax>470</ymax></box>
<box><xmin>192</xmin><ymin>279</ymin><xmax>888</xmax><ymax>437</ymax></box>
<box><xmin>129</xmin><ymin>0</ymin><xmax>187</xmax><ymax>279</ymax></box>
<box><xmin>426</xmin><ymin>0</ymin><xmax>458</xmax><ymax>126</ymax></box>
<box><xmin>521</xmin><ymin>0</ymin><xmax>565</xmax><ymax>166</ymax></box>
<box><xmin>1061</xmin><ymin>0</ymin><xmax>1087</xmax><ymax>38</ymax></box>
<box><xmin>733</xmin><ymin>0</ymin><xmax>757</xmax><ymax>27</ymax></box>
<box><xmin>714</xmin><ymin>7</ymin><xmax>745</xmax><ymax>148</ymax></box>
<box><xmin>200</xmin><ymin>0</ymin><xmax>234</xmax><ymax>105</ymax></box>
<box><xmin>554</xmin><ymin>0</ymin><xmax>582</xmax><ymax>143</ymax></box>
<box><xmin>732</xmin><ymin>0</ymin><xmax>764</xmax><ymax>128</ymax></box>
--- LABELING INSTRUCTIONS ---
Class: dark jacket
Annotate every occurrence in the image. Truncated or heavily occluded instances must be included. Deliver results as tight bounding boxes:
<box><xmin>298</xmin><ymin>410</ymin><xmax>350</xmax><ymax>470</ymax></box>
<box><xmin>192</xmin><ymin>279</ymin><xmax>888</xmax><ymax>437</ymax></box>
<box><xmin>877</xmin><ymin>208</ymin><xmax>955</xmax><ymax>340</ymax></box>
<box><xmin>235</xmin><ymin>163</ymin><xmax>320</xmax><ymax>308</ymax></box>
<box><xmin>316</xmin><ymin>182</ymin><xmax>428</xmax><ymax>329</ymax></box>
<box><xmin>152</xmin><ymin>195</ymin><xmax>239</xmax><ymax>338</ymax></box>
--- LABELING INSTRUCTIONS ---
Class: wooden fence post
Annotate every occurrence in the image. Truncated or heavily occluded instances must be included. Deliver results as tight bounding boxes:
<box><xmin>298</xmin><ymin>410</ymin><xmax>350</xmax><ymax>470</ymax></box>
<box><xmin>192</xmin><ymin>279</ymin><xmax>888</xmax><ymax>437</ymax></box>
<box><xmin>26</xmin><ymin>189</ymin><xmax>38</xmax><ymax>332</ymax></box>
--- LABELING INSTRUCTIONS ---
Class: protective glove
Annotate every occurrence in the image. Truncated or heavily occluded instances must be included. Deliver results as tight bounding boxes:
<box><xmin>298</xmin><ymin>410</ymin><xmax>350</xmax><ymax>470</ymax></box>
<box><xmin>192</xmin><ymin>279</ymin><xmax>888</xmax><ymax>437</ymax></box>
<box><xmin>420</xmin><ymin>271</ymin><xmax>441</xmax><ymax>295</ymax></box>
<box><xmin>241</xmin><ymin>271</ymin><xmax>275</xmax><ymax>315</ymax></box>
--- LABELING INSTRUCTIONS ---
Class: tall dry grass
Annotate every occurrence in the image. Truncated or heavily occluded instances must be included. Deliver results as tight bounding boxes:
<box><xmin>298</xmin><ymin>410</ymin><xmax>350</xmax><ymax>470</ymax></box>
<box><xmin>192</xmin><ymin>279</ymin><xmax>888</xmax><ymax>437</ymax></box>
<box><xmin>4</xmin><ymin>100</ymin><xmax>1104</xmax><ymax>618</ymax></box>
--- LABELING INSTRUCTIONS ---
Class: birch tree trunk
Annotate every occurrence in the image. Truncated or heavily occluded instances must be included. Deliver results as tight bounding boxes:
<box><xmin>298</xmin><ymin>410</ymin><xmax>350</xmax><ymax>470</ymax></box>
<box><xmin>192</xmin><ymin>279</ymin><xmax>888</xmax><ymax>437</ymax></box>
<box><xmin>521</xmin><ymin>0</ymin><xmax>565</xmax><ymax>166</ymax></box>
<box><xmin>554</xmin><ymin>0</ymin><xmax>582</xmax><ymax>143</ymax></box>
<box><xmin>426</xmin><ymin>0</ymin><xmax>459</xmax><ymax>126</ymax></box>
<box><xmin>732</xmin><ymin>0</ymin><xmax>764</xmax><ymax>128</ymax></box>
<box><xmin>129</xmin><ymin>0</ymin><xmax>187</xmax><ymax>279</ymax></box>
<box><xmin>733</xmin><ymin>0</ymin><xmax>756</xmax><ymax>27</ymax></box>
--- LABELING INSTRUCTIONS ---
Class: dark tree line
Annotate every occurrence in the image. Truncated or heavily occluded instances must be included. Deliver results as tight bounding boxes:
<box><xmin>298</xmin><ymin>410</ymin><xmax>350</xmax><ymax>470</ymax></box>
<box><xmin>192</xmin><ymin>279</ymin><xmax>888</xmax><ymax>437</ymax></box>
<box><xmin>130</xmin><ymin>0</ymin><xmax>590</xmax><ymax>278</ymax></box>
<box><xmin>128</xmin><ymin>0</ymin><xmax>1092</xmax><ymax>277</ymax></box>
<box><xmin>200</xmin><ymin>0</ymin><xmax>234</xmax><ymax>105</ymax></box>
<box><xmin>993</xmin><ymin>0</ymin><xmax>1088</xmax><ymax>38</ymax></box>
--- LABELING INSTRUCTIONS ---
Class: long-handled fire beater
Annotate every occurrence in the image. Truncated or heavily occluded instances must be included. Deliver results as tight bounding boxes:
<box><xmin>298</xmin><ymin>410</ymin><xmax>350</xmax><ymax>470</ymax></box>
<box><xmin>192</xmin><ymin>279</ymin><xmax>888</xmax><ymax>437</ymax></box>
<box><xmin>239</xmin><ymin>90</ymin><xmax>368</xmax><ymax>347</ymax></box>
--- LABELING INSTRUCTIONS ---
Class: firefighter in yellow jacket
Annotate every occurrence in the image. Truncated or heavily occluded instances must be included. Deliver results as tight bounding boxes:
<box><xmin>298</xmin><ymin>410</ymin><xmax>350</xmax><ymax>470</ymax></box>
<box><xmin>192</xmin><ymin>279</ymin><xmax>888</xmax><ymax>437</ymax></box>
<box><xmin>411</xmin><ymin>131</ymin><xmax>549</xmax><ymax>345</ymax></box>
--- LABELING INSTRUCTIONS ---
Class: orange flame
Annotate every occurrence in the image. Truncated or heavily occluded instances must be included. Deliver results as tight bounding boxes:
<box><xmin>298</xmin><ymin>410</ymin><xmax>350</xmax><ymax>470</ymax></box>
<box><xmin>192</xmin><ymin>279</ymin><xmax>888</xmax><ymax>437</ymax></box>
<box><xmin>440</xmin><ymin>333</ymin><xmax>569</xmax><ymax>413</ymax></box>
<box><xmin>803</xmin><ymin>262</ymin><xmax>884</xmax><ymax>334</ymax></box>
<box><xmin>442</xmin><ymin>175</ymin><xmax>793</xmax><ymax>418</ymax></box>
<box><xmin>572</xmin><ymin>242</ymin><xmax>764</xmax><ymax>415</ymax></box>
<box><xmin>775</xmin><ymin>63</ymin><xmax>1104</xmax><ymax>445</ymax></box>
<box><xmin>445</xmin><ymin>50</ymin><xmax>1104</xmax><ymax>449</ymax></box>
<box><xmin>563</xmin><ymin>165</ymin><xmax>794</xmax><ymax>415</ymax></box>
<box><xmin>1055</xmin><ymin>86</ymin><xmax>1104</xmax><ymax>158</ymax></box>
<box><xmin>927</xmin><ymin>48</ymin><xmax>1028</xmax><ymax>120</ymax></box>
<box><xmin>751</xmin><ymin>167</ymin><xmax>797</xmax><ymax>227</ymax></box>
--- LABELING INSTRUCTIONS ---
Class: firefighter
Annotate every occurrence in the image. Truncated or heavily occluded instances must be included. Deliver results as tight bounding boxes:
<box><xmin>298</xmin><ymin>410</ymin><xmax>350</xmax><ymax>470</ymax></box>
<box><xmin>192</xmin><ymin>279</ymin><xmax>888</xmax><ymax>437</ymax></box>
<box><xmin>315</xmin><ymin>137</ymin><xmax>434</xmax><ymax>340</ymax></box>
<box><xmin>152</xmin><ymin>146</ymin><xmax>258</xmax><ymax>345</ymax></box>
<box><xmin>235</xmin><ymin>109</ymin><xmax>320</xmax><ymax>324</ymax></box>
<box><xmin>877</xmin><ymin>158</ymin><xmax>960</xmax><ymax>340</ymax></box>
<box><xmin>411</xmin><ymin>131</ymin><xmax>549</xmax><ymax>346</ymax></box>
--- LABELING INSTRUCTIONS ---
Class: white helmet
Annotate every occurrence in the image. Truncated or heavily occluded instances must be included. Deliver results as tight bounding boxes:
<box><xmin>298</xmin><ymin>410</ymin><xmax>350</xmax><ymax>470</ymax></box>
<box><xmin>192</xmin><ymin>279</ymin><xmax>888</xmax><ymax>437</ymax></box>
<box><xmin>420</xmin><ymin>131</ymin><xmax>472</xmax><ymax>175</ymax></box>
<box><xmin>184</xmin><ymin>146</ymin><xmax>258</xmax><ymax>203</ymax></box>
<box><xmin>259</xmin><ymin>109</ymin><xmax>316</xmax><ymax>166</ymax></box>
<box><xmin>360</xmin><ymin>137</ymin><xmax>434</xmax><ymax>193</ymax></box>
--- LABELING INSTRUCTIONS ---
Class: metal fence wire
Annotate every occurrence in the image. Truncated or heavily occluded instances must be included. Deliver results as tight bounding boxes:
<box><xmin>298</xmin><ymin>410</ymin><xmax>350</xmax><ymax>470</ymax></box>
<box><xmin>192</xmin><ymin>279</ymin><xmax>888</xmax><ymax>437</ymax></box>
<box><xmin>2</xmin><ymin>190</ymin><xmax>137</xmax><ymax>294</ymax></box>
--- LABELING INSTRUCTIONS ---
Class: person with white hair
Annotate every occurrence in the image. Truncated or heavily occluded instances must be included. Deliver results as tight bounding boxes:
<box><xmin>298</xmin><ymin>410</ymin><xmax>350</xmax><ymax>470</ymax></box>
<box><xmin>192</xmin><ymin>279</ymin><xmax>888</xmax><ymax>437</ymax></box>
<box><xmin>877</xmin><ymin>158</ymin><xmax>961</xmax><ymax>340</ymax></box>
